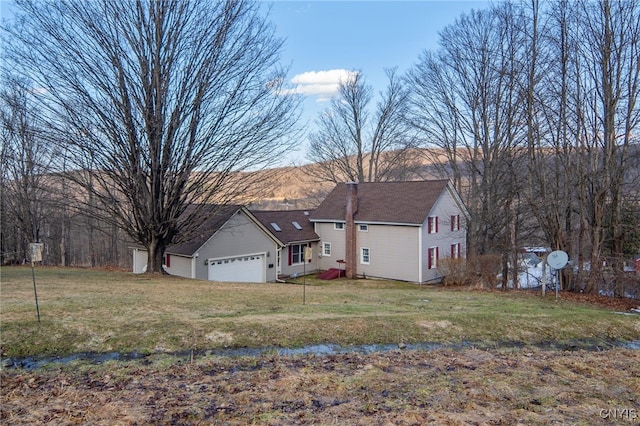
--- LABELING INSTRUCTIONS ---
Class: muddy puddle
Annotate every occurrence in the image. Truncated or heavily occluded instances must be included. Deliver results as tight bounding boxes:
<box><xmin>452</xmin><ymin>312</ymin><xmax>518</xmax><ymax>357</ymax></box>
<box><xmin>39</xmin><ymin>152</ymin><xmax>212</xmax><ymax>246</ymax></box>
<box><xmin>3</xmin><ymin>339</ymin><xmax>639</xmax><ymax>371</ymax></box>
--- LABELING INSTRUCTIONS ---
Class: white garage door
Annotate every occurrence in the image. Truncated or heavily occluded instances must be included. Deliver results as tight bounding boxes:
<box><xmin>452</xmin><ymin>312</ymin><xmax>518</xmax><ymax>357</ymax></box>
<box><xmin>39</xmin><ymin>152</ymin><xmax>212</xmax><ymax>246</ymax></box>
<box><xmin>207</xmin><ymin>254</ymin><xmax>265</xmax><ymax>283</ymax></box>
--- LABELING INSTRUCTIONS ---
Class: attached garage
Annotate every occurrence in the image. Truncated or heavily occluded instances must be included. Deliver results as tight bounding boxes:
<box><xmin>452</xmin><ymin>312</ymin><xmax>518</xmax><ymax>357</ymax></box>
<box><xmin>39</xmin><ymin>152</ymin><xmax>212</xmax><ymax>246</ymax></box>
<box><xmin>207</xmin><ymin>253</ymin><xmax>266</xmax><ymax>283</ymax></box>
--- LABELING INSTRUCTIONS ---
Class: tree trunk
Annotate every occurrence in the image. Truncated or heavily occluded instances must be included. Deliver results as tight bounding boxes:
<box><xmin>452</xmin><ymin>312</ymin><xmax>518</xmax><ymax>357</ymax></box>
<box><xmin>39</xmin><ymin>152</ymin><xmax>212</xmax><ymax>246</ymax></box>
<box><xmin>60</xmin><ymin>231</ymin><xmax>66</xmax><ymax>267</ymax></box>
<box><xmin>585</xmin><ymin>214</ymin><xmax>604</xmax><ymax>294</ymax></box>
<box><xmin>146</xmin><ymin>237</ymin><xmax>168</xmax><ymax>274</ymax></box>
<box><xmin>511</xmin><ymin>199</ymin><xmax>519</xmax><ymax>290</ymax></box>
<box><xmin>501</xmin><ymin>253</ymin><xmax>509</xmax><ymax>291</ymax></box>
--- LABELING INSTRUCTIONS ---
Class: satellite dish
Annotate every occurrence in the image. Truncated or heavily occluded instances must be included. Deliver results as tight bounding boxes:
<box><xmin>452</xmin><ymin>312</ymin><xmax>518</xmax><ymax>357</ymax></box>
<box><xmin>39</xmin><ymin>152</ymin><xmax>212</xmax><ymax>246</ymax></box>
<box><xmin>547</xmin><ymin>250</ymin><xmax>569</xmax><ymax>269</ymax></box>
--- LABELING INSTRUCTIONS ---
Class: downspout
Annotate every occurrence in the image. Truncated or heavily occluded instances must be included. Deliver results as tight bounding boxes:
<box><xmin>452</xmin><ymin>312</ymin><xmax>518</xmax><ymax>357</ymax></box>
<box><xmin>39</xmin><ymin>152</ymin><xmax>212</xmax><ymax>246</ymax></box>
<box><xmin>418</xmin><ymin>226</ymin><xmax>423</xmax><ymax>284</ymax></box>
<box><xmin>275</xmin><ymin>246</ymin><xmax>286</xmax><ymax>283</ymax></box>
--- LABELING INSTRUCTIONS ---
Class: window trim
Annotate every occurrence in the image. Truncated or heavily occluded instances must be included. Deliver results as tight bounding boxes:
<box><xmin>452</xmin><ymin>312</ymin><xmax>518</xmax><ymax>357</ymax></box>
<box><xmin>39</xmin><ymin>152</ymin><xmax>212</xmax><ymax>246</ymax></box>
<box><xmin>428</xmin><ymin>246</ymin><xmax>439</xmax><ymax>269</ymax></box>
<box><xmin>334</xmin><ymin>222</ymin><xmax>345</xmax><ymax>230</ymax></box>
<box><xmin>428</xmin><ymin>216</ymin><xmax>439</xmax><ymax>234</ymax></box>
<box><xmin>451</xmin><ymin>243</ymin><xmax>461</xmax><ymax>259</ymax></box>
<box><xmin>358</xmin><ymin>224</ymin><xmax>368</xmax><ymax>232</ymax></box>
<box><xmin>360</xmin><ymin>247</ymin><xmax>370</xmax><ymax>265</ymax></box>
<box><xmin>451</xmin><ymin>215</ymin><xmax>460</xmax><ymax>231</ymax></box>
<box><xmin>289</xmin><ymin>243</ymin><xmax>308</xmax><ymax>265</ymax></box>
<box><xmin>322</xmin><ymin>242</ymin><xmax>332</xmax><ymax>257</ymax></box>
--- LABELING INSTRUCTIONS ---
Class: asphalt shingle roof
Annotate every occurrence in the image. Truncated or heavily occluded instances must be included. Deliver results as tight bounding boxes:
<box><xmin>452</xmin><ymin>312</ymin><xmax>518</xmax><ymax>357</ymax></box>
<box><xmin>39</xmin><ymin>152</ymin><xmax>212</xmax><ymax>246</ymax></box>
<box><xmin>251</xmin><ymin>209</ymin><xmax>319</xmax><ymax>245</ymax></box>
<box><xmin>167</xmin><ymin>205</ymin><xmax>242</xmax><ymax>256</ymax></box>
<box><xmin>309</xmin><ymin>180</ymin><xmax>450</xmax><ymax>225</ymax></box>
<box><xmin>160</xmin><ymin>181</ymin><xmax>451</xmax><ymax>256</ymax></box>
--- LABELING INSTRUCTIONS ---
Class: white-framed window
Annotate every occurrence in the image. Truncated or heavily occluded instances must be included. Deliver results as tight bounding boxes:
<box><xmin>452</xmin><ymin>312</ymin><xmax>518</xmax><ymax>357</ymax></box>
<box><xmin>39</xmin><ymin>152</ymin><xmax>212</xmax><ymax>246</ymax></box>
<box><xmin>428</xmin><ymin>216</ymin><xmax>438</xmax><ymax>234</ymax></box>
<box><xmin>451</xmin><ymin>243</ymin><xmax>461</xmax><ymax>259</ymax></box>
<box><xmin>428</xmin><ymin>247</ymin><xmax>439</xmax><ymax>269</ymax></box>
<box><xmin>358</xmin><ymin>224</ymin><xmax>368</xmax><ymax>232</ymax></box>
<box><xmin>290</xmin><ymin>243</ymin><xmax>307</xmax><ymax>265</ymax></box>
<box><xmin>451</xmin><ymin>215</ymin><xmax>460</xmax><ymax>231</ymax></box>
<box><xmin>322</xmin><ymin>242</ymin><xmax>331</xmax><ymax>256</ymax></box>
<box><xmin>360</xmin><ymin>247</ymin><xmax>370</xmax><ymax>264</ymax></box>
<box><xmin>334</xmin><ymin>222</ymin><xmax>345</xmax><ymax>230</ymax></box>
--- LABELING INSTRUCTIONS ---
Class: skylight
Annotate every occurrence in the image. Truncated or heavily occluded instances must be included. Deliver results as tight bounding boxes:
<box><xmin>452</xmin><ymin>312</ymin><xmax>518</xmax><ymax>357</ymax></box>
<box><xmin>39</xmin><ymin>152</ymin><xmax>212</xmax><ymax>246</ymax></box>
<box><xmin>270</xmin><ymin>222</ymin><xmax>282</xmax><ymax>232</ymax></box>
<box><xmin>292</xmin><ymin>221</ymin><xmax>303</xmax><ymax>230</ymax></box>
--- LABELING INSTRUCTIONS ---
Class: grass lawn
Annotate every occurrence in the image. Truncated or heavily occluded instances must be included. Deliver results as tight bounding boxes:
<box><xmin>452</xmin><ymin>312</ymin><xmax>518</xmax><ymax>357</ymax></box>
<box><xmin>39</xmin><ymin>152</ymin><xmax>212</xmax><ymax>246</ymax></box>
<box><xmin>1</xmin><ymin>267</ymin><xmax>639</xmax><ymax>425</ymax></box>
<box><xmin>1</xmin><ymin>266</ymin><xmax>638</xmax><ymax>358</ymax></box>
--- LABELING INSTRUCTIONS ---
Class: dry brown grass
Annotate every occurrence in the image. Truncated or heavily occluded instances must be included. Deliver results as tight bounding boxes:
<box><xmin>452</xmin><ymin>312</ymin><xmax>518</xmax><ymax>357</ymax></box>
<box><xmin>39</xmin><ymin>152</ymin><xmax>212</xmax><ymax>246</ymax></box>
<box><xmin>2</xmin><ymin>267</ymin><xmax>640</xmax><ymax>424</ymax></box>
<box><xmin>1</xmin><ymin>348</ymin><xmax>638</xmax><ymax>425</ymax></box>
<box><xmin>2</xmin><ymin>266</ymin><xmax>639</xmax><ymax>358</ymax></box>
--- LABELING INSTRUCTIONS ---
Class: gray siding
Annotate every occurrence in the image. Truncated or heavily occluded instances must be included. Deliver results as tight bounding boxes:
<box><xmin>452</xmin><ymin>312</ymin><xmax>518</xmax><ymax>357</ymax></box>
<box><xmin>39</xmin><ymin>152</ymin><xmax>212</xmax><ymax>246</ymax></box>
<box><xmin>316</xmin><ymin>223</ymin><xmax>347</xmax><ymax>272</ymax></box>
<box><xmin>421</xmin><ymin>223</ymin><xmax>437</xmax><ymax>283</ymax></box>
<box><xmin>316</xmin><ymin>222</ymin><xmax>421</xmax><ymax>282</ymax></box>
<box><xmin>194</xmin><ymin>210</ymin><xmax>280</xmax><ymax>281</ymax></box>
<box><xmin>356</xmin><ymin>224</ymin><xmax>420</xmax><ymax>282</ymax></box>
<box><xmin>280</xmin><ymin>242</ymin><xmax>319</xmax><ymax>277</ymax></box>
<box><xmin>421</xmin><ymin>187</ymin><xmax>467</xmax><ymax>283</ymax></box>
<box><xmin>165</xmin><ymin>254</ymin><xmax>194</xmax><ymax>279</ymax></box>
<box><xmin>132</xmin><ymin>249</ymin><xmax>194</xmax><ymax>278</ymax></box>
<box><xmin>313</xmin><ymin>184</ymin><xmax>467</xmax><ymax>284</ymax></box>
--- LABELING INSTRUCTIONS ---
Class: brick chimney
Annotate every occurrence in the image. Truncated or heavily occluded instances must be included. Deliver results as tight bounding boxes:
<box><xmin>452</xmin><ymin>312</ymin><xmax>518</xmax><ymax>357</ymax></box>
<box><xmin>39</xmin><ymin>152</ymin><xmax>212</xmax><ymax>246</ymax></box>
<box><xmin>345</xmin><ymin>182</ymin><xmax>358</xmax><ymax>279</ymax></box>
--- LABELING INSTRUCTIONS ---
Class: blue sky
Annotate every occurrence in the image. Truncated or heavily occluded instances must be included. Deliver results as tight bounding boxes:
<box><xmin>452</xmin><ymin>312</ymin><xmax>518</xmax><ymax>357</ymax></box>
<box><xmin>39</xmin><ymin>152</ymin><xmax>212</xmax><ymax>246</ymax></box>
<box><xmin>264</xmin><ymin>1</ymin><xmax>489</xmax><ymax>163</ymax></box>
<box><xmin>1</xmin><ymin>0</ymin><xmax>490</xmax><ymax>163</ymax></box>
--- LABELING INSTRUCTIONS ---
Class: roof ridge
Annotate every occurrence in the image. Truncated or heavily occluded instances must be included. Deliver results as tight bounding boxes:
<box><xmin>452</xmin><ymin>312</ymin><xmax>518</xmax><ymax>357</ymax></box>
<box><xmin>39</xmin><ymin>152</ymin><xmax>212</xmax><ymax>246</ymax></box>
<box><xmin>250</xmin><ymin>209</ymin><xmax>311</xmax><ymax>213</ymax></box>
<box><xmin>331</xmin><ymin>180</ymin><xmax>450</xmax><ymax>188</ymax></box>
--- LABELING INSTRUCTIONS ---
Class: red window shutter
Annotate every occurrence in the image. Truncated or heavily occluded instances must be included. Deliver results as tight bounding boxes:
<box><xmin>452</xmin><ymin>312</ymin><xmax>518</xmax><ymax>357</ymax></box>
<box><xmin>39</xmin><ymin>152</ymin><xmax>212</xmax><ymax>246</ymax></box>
<box><xmin>436</xmin><ymin>247</ymin><xmax>439</xmax><ymax>262</ymax></box>
<box><xmin>165</xmin><ymin>254</ymin><xmax>171</xmax><ymax>268</ymax></box>
<box><xmin>428</xmin><ymin>249</ymin><xmax>432</xmax><ymax>269</ymax></box>
<box><xmin>288</xmin><ymin>246</ymin><xmax>292</xmax><ymax>266</ymax></box>
<box><xmin>435</xmin><ymin>217</ymin><xmax>439</xmax><ymax>233</ymax></box>
<box><xmin>451</xmin><ymin>215</ymin><xmax>455</xmax><ymax>231</ymax></box>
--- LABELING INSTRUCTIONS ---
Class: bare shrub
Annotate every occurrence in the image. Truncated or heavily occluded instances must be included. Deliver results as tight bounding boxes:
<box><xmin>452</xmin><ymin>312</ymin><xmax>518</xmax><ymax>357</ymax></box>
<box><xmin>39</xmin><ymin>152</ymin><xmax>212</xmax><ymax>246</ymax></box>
<box><xmin>465</xmin><ymin>254</ymin><xmax>502</xmax><ymax>288</ymax></box>
<box><xmin>438</xmin><ymin>257</ymin><xmax>467</xmax><ymax>286</ymax></box>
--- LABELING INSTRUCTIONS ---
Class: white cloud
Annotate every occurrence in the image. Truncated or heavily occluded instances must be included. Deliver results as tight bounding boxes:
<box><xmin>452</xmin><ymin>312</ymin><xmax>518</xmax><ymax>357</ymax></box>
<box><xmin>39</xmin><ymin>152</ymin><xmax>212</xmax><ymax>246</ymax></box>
<box><xmin>291</xmin><ymin>69</ymin><xmax>354</xmax><ymax>85</ymax></box>
<box><xmin>285</xmin><ymin>69</ymin><xmax>357</xmax><ymax>101</ymax></box>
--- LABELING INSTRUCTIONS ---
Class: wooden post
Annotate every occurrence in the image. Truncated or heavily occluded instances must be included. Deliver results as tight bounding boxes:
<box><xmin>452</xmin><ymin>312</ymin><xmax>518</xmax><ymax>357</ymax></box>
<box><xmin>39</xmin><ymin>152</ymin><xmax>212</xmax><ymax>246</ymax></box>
<box><xmin>29</xmin><ymin>243</ymin><xmax>43</xmax><ymax>323</ymax></box>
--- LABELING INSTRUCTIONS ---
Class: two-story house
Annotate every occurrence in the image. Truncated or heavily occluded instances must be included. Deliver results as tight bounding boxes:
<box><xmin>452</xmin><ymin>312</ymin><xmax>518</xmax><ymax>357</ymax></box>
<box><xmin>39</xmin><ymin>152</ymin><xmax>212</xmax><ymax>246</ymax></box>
<box><xmin>309</xmin><ymin>180</ymin><xmax>468</xmax><ymax>283</ymax></box>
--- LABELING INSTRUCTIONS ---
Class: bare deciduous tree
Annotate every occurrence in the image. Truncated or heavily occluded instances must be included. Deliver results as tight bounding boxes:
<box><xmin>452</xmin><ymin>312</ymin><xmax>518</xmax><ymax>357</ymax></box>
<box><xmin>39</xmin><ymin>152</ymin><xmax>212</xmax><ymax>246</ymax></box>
<box><xmin>0</xmin><ymin>78</ymin><xmax>55</xmax><ymax>263</ymax></box>
<box><xmin>408</xmin><ymin>5</ymin><xmax>528</xmax><ymax>280</ymax></box>
<box><xmin>307</xmin><ymin>68</ymin><xmax>417</xmax><ymax>183</ymax></box>
<box><xmin>4</xmin><ymin>0</ymin><xmax>300</xmax><ymax>273</ymax></box>
<box><xmin>408</xmin><ymin>0</ymin><xmax>639</xmax><ymax>294</ymax></box>
<box><xmin>572</xmin><ymin>0</ymin><xmax>640</xmax><ymax>293</ymax></box>
<box><xmin>405</xmin><ymin>50</ymin><xmax>465</xmax><ymax>193</ymax></box>
<box><xmin>523</xmin><ymin>0</ymin><xmax>580</xmax><ymax>290</ymax></box>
